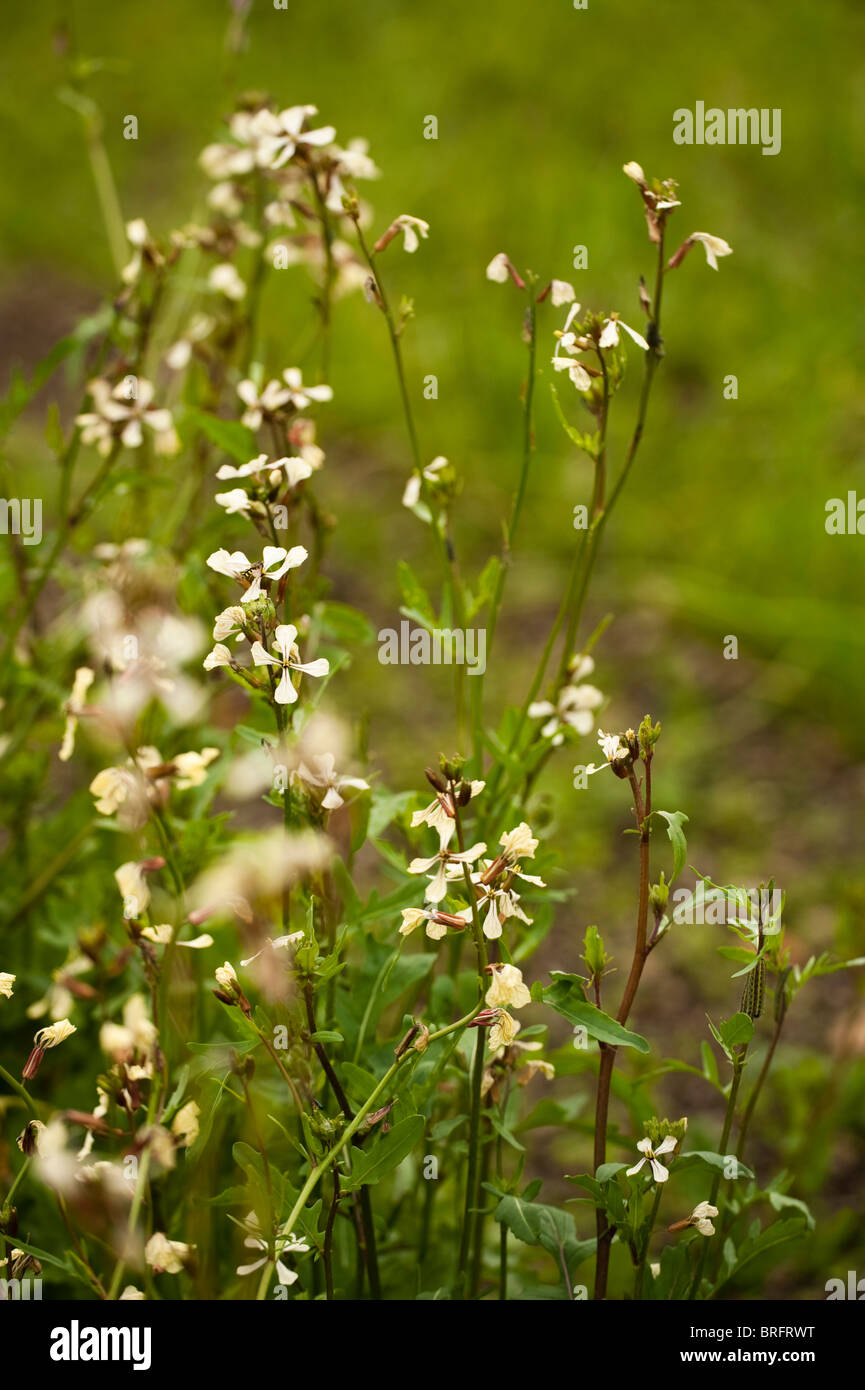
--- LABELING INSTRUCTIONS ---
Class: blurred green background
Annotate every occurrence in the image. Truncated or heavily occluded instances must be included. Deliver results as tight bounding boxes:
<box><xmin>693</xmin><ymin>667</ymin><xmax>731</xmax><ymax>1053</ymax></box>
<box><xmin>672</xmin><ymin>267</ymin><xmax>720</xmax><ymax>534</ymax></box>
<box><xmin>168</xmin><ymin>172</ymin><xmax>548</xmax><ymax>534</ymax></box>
<box><xmin>1</xmin><ymin>0</ymin><xmax>864</xmax><ymax>1296</ymax></box>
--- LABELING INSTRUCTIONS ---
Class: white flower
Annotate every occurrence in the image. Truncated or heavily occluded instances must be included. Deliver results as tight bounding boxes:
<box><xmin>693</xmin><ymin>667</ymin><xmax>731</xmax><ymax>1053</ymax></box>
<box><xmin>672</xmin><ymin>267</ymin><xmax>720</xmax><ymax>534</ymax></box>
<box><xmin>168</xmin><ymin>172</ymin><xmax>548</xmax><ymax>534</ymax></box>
<box><xmin>551</xmin><ymin>355</ymin><xmax>592</xmax><ymax>391</ymax></box>
<box><xmin>115</xmin><ymin>861</ymin><xmax>152</xmax><ymax>914</ymax></box>
<box><xmin>281</xmin><ymin>368</ymin><xmax>333</xmax><ymax>411</ymax></box>
<box><xmin>0</xmin><ymin>973</ymin><xmax>16</xmax><ymax>1000</ymax></box>
<box><xmin>599</xmin><ymin>314</ymin><xmax>649</xmax><ymax>351</ymax></box>
<box><xmin>208</xmin><ymin>262</ymin><xmax>246</xmax><ymax>300</ymax></box>
<box><xmin>399</xmin><ymin>907</ymin><xmax>447</xmax><ymax>941</ymax></box>
<box><xmin>485</xmin><ymin>252</ymin><xmax>525</xmax><ymax>288</ymax></box>
<box><xmin>550</xmin><ymin>279</ymin><xmax>576</xmax><ymax>306</ymax></box>
<box><xmin>215</xmin><ymin>962</ymin><xmax>238</xmax><ymax>992</ymax></box>
<box><xmin>203</xmin><ymin>643</ymin><xmax>233</xmax><ymax>670</ymax></box>
<box><xmin>240</xmin><ymin>932</ymin><xmax>304</xmax><ymax>967</ymax></box>
<box><xmin>250</xmin><ymin>624</ymin><xmax>329</xmax><ymax>705</ymax></box>
<box><xmin>529</xmin><ymin>670</ymin><xmax>604</xmax><ymax>744</ymax></box>
<box><xmin>255</xmin><ymin>105</ymin><xmax>336</xmax><ymax>169</ymax></box>
<box><xmin>59</xmin><ymin>665</ymin><xmax>95</xmax><ymax>761</ymax></box>
<box><xmin>121</xmin><ymin>218</ymin><xmax>152</xmax><ymax>284</ymax></box>
<box><xmin>411</xmin><ymin>780</ymin><xmax>484</xmax><ymax>844</ymax></box>
<box><xmin>206</xmin><ymin>545</ymin><xmax>308</xmax><ymax>602</ymax></box>
<box><xmin>626</xmin><ymin>1134</ymin><xmax>678</xmax><ymax>1184</ymax></box>
<box><xmin>216</xmin><ymin>454</ymin><xmax>312</xmax><ymax>488</ymax></box>
<box><xmin>120</xmin><ymin>1286</ymin><xmax>146</xmax><ymax>1300</ymax></box>
<box><xmin>213</xmin><ymin>606</ymin><xmax>247</xmax><ymax>642</ymax></box>
<box><xmin>294</xmin><ymin>753</ymin><xmax>368</xmax><ymax>810</ymax></box>
<box><xmin>499</xmin><ymin>822</ymin><xmax>539</xmax><ymax>863</ymax></box>
<box><xmin>485</xmin><ymin>963</ymin><xmax>531</xmax><ymax>1010</ymax></box>
<box><xmin>402</xmin><ymin>455</ymin><xmax>449</xmax><ymax>509</ymax></box>
<box><xmin>145</xmin><ymin>1233</ymin><xmax>193</xmax><ymax>1275</ymax></box>
<box><xmin>407</xmin><ymin>841</ymin><xmax>486</xmax><ymax>903</ymax></box>
<box><xmin>597</xmin><ymin>729</ymin><xmax>630</xmax><ymax>764</ymax></box>
<box><xmin>76</xmin><ymin>377</ymin><xmax>178</xmax><ymax>455</ymax></box>
<box><xmin>689</xmin><ymin>232</ymin><xmax>733</xmax><ymax>270</ymax></box>
<box><xmin>172</xmin><ymin>748</ymin><xmax>220</xmax><ymax>789</ymax></box>
<box><xmin>215</xmin><ymin>487</ymin><xmax>253</xmax><ymax>515</ymax></box>
<box><xmin>688</xmin><ymin>1200</ymin><xmax>719</xmax><ymax>1236</ymax></box>
<box><xmin>393</xmin><ymin>214</ymin><xmax>429</xmax><ymax>253</ymax></box>
<box><xmin>236</xmin><ymin>378</ymin><xmax>291</xmax><ymax>429</ymax></box>
<box><xmin>141</xmin><ymin>925</ymin><xmax>213</xmax><ymax>949</ymax></box>
<box><xmin>236</xmin><ymin>1211</ymin><xmax>310</xmax><ymax>1285</ymax></box>
<box><xmin>171</xmin><ymin>1101</ymin><xmax>200</xmax><ymax>1147</ymax></box>
<box><xmin>35</xmin><ymin>1018</ymin><xmax>77</xmax><ymax>1049</ymax></box>
<box><xmin>488</xmin><ymin>1009</ymin><xmax>520</xmax><ymax>1050</ymax></box>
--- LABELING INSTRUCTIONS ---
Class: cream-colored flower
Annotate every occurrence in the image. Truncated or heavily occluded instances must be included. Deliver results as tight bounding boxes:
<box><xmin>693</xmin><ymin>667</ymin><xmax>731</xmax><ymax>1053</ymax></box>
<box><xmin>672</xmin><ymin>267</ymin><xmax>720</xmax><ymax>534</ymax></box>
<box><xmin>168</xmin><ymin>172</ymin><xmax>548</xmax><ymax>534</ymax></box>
<box><xmin>689</xmin><ymin>232</ymin><xmax>733</xmax><ymax>270</ymax></box>
<box><xmin>59</xmin><ymin>666</ymin><xmax>95</xmax><ymax>761</ymax></box>
<box><xmin>488</xmin><ymin>1009</ymin><xmax>520</xmax><ymax>1050</ymax></box>
<box><xmin>407</xmin><ymin>841</ymin><xmax>486</xmax><ymax>903</ymax></box>
<box><xmin>294</xmin><ymin>753</ymin><xmax>368</xmax><ymax>810</ymax></box>
<box><xmin>0</xmin><ymin>972</ymin><xmax>15</xmax><ymax>1000</ymax></box>
<box><xmin>215</xmin><ymin>962</ymin><xmax>238</xmax><ymax>992</ymax></box>
<box><xmin>236</xmin><ymin>1211</ymin><xmax>310</xmax><ymax>1285</ymax></box>
<box><xmin>120</xmin><ymin>1286</ymin><xmax>146</xmax><ymax>1300</ymax></box>
<box><xmin>114</xmin><ymin>861</ymin><xmax>152</xmax><ymax>915</ymax></box>
<box><xmin>499</xmin><ymin>823</ymin><xmax>539</xmax><ymax>863</ymax></box>
<box><xmin>208</xmin><ymin>262</ymin><xmax>246</xmax><ymax>300</ymax></box>
<box><xmin>250</xmin><ymin>624</ymin><xmax>329</xmax><ymax>705</ymax></box>
<box><xmin>687</xmin><ymin>1200</ymin><xmax>719</xmax><ymax>1236</ymax></box>
<box><xmin>485</xmin><ymin>963</ymin><xmax>532</xmax><ymax>1010</ymax></box>
<box><xmin>172</xmin><ymin>748</ymin><xmax>220</xmax><ymax>789</ymax></box>
<box><xmin>35</xmin><ymin>1018</ymin><xmax>76</xmax><ymax>1048</ymax></box>
<box><xmin>145</xmin><ymin>1233</ymin><xmax>193</xmax><ymax>1275</ymax></box>
<box><xmin>626</xmin><ymin>1135</ymin><xmax>678</xmax><ymax>1184</ymax></box>
<box><xmin>171</xmin><ymin>1100</ymin><xmax>200</xmax><ymax>1147</ymax></box>
<box><xmin>213</xmin><ymin>606</ymin><xmax>248</xmax><ymax>642</ymax></box>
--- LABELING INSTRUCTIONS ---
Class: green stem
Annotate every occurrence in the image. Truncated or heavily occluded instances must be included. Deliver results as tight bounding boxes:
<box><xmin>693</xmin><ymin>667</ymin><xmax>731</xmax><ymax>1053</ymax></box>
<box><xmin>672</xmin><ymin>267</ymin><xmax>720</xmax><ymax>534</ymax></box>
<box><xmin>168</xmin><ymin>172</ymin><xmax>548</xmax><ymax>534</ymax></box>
<box><xmin>688</xmin><ymin>1046</ymin><xmax>748</xmax><ymax>1300</ymax></box>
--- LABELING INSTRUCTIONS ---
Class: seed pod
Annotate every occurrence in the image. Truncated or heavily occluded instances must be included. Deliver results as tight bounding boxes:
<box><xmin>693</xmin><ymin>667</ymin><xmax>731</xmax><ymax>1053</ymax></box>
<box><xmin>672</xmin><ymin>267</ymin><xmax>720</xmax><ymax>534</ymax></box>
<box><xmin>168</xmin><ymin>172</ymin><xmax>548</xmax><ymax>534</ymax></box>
<box><xmin>740</xmin><ymin>958</ymin><xmax>765</xmax><ymax>1020</ymax></box>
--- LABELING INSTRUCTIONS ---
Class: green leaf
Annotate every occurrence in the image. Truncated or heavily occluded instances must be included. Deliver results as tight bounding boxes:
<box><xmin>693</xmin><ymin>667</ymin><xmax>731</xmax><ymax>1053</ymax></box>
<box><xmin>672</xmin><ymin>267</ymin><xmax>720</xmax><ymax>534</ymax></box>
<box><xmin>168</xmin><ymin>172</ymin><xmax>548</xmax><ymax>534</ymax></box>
<box><xmin>653</xmin><ymin>810</ymin><xmax>689</xmax><ymax>883</ymax></box>
<box><xmin>541</xmin><ymin>975</ymin><xmax>650</xmax><ymax>1052</ymax></box>
<box><xmin>184</xmin><ymin>408</ymin><xmax>258</xmax><ymax>463</ymax></box>
<box><xmin>674</xmin><ymin>1150</ymin><xmax>754</xmax><ymax>1180</ymax></box>
<box><xmin>495</xmin><ymin>1194</ymin><xmax>596</xmax><ymax>1275</ymax></box>
<box><xmin>396</xmin><ymin>560</ymin><xmax>438</xmax><ymax>630</ymax></box>
<box><xmin>341</xmin><ymin>1114</ymin><xmax>425</xmax><ymax>1190</ymax></box>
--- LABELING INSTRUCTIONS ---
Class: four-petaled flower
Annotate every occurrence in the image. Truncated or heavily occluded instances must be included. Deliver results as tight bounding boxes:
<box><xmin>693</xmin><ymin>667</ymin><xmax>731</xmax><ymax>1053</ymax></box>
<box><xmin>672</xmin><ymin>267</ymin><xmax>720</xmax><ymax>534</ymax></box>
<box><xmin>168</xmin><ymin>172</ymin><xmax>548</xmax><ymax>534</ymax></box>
<box><xmin>250</xmin><ymin>624</ymin><xmax>329</xmax><ymax>705</ymax></box>
<box><xmin>626</xmin><ymin>1134</ymin><xmax>678</xmax><ymax>1183</ymax></box>
<box><xmin>236</xmin><ymin>1212</ymin><xmax>310</xmax><ymax>1285</ymax></box>
<box><xmin>206</xmin><ymin>545</ymin><xmax>308</xmax><ymax>602</ymax></box>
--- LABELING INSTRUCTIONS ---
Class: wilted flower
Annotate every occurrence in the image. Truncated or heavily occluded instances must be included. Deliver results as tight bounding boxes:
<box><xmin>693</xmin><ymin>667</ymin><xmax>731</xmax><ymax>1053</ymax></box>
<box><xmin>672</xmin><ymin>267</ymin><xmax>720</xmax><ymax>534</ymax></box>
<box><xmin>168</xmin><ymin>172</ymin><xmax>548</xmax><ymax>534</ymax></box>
<box><xmin>375</xmin><ymin>214</ymin><xmax>429</xmax><ymax>254</ymax></box>
<box><xmin>669</xmin><ymin>1200</ymin><xmax>719</xmax><ymax>1236</ymax></box>
<box><xmin>171</xmin><ymin>1101</ymin><xmax>200</xmax><ymax>1148</ymax></box>
<box><xmin>485</xmin><ymin>252</ymin><xmax>526</xmax><ymax>289</ymax></box>
<box><xmin>22</xmin><ymin>1019</ymin><xmax>77</xmax><ymax>1080</ymax></box>
<box><xmin>145</xmin><ymin>1232</ymin><xmax>194</xmax><ymax>1275</ymax></box>
<box><xmin>485</xmin><ymin>963</ymin><xmax>532</xmax><ymax>1010</ymax></box>
<box><xmin>668</xmin><ymin>231</ymin><xmax>733</xmax><ymax>272</ymax></box>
